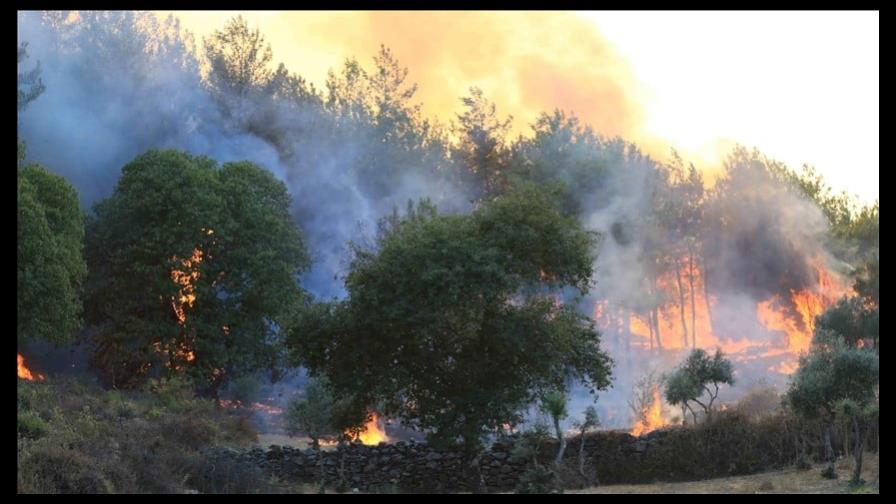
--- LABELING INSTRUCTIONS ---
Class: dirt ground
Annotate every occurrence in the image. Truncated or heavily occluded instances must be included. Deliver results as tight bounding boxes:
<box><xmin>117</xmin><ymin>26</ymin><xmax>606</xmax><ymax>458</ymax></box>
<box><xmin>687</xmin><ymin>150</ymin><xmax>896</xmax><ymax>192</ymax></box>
<box><xmin>569</xmin><ymin>453</ymin><xmax>880</xmax><ymax>494</ymax></box>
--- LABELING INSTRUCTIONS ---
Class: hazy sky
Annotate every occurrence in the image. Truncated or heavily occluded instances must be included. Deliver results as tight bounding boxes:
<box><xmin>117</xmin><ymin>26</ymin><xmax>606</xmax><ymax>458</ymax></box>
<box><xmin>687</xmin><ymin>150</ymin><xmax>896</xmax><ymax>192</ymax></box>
<box><xmin>159</xmin><ymin>10</ymin><xmax>879</xmax><ymax>203</ymax></box>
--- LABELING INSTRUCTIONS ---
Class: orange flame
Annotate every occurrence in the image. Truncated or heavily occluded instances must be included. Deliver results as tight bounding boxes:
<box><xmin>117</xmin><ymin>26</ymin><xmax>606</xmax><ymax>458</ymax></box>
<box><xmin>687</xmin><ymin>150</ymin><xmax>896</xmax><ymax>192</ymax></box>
<box><xmin>630</xmin><ymin>387</ymin><xmax>665</xmax><ymax>436</ymax></box>
<box><xmin>350</xmin><ymin>412</ymin><xmax>389</xmax><ymax>445</ymax></box>
<box><xmin>603</xmin><ymin>255</ymin><xmax>852</xmax><ymax>374</ymax></box>
<box><xmin>170</xmin><ymin>248</ymin><xmax>203</xmax><ymax>325</ymax></box>
<box><xmin>17</xmin><ymin>353</ymin><xmax>45</xmax><ymax>381</ymax></box>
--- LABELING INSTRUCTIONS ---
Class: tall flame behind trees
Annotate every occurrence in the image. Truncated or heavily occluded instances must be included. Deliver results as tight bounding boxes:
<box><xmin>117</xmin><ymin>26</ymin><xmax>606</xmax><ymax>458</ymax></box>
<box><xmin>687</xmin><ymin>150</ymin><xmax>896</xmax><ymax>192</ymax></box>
<box><xmin>605</xmin><ymin>255</ymin><xmax>852</xmax><ymax>371</ymax></box>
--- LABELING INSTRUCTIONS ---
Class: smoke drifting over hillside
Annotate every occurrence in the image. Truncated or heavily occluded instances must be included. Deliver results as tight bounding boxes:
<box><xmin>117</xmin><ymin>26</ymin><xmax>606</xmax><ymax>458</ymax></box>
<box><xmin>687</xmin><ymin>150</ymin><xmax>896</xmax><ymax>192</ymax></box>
<box><xmin>18</xmin><ymin>11</ymin><xmax>854</xmax><ymax>433</ymax></box>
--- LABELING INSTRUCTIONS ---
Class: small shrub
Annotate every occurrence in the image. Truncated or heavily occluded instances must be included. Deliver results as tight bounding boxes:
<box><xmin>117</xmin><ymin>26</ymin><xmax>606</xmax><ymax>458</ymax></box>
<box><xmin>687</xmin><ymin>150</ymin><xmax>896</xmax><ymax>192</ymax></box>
<box><xmin>515</xmin><ymin>465</ymin><xmax>562</xmax><ymax>494</ymax></box>
<box><xmin>18</xmin><ymin>444</ymin><xmax>115</xmax><ymax>494</ymax></box>
<box><xmin>18</xmin><ymin>410</ymin><xmax>48</xmax><ymax>440</ymax></box>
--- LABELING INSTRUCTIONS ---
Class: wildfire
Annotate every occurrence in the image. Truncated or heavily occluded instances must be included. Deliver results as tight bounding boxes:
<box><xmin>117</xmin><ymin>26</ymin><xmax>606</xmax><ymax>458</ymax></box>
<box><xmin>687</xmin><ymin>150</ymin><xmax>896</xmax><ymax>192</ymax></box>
<box><xmin>17</xmin><ymin>353</ymin><xmax>45</xmax><ymax>381</ymax></box>
<box><xmin>603</xmin><ymin>254</ymin><xmax>852</xmax><ymax>375</ymax></box>
<box><xmin>630</xmin><ymin>387</ymin><xmax>665</xmax><ymax>436</ymax></box>
<box><xmin>170</xmin><ymin>248</ymin><xmax>203</xmax><ymax>325</ymax></box>
<box><xmin>349</xmin><ymin>412</ymin><xmax>389</xmax><ymax>445</ymax></box>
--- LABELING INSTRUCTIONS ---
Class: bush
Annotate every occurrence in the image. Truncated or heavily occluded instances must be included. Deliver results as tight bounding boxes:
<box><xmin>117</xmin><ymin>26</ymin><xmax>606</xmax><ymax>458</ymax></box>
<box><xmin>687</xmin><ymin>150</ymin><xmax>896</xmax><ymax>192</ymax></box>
<box><xmin>17</xmin><ymin>375</ymin><xmax>260</xmax><ymax>494</ymax></box>
<box><xmin>17</xmin><ymin>410</ymin><xmax>48</xmax><ymax>440</ymax></box>
<box><xmin>515</xmin><ymin>466</ymin><xmax>562</xmax><ymax>494</ymax></box>
<box><xmin>734</xmin><ymin>384</ymin><xmax>782</xmax><ymax>419</ymax></box>
<box><xmin>18</xmin><ymin>445</ymin><xmax>116</xmax><ymax>494</ymax></box>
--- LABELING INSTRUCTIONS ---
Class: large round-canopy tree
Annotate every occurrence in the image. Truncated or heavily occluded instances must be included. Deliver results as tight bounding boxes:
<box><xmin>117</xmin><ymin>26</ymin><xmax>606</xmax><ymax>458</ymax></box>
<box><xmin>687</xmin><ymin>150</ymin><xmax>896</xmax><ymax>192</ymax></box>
<box><xmin>291</xmin><ymin>184</ymin><xmax>613</xmax><ymax>455</ymax></box>
<box><xmin>85</xmin><ymin>149</ymin><xmax>309</xmax><ymax>391</ymax></box>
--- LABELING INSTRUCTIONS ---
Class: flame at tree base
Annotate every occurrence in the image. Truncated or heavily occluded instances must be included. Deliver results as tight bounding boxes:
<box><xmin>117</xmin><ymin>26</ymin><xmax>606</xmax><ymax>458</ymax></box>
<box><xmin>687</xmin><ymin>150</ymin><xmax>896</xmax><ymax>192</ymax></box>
<box><xmin>630</xmin><ymin>387</ymin><xmax>665</xmax><ymax>436</ymax></box>
<box><xmin>350</xmin><ymin>413</ymin><xmax>389</xmax><ymax>445</ymax></box>
<box><xmin>18</xmin><ymin>353</ymin><xmax>45</xmax><ymax>381</ymax></box>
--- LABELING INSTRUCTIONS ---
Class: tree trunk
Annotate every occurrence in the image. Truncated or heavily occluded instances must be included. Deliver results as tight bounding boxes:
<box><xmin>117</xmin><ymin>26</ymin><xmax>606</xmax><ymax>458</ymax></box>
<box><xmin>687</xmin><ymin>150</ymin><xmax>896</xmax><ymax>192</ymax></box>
<box><xmin>622</xmin><ymin>307</ymin><xmax>631</xmax><ymax>358</ymax></box>
<box><xmin>553</xmin><ymin>417</ymin><xmax>567</xmax><ymax>468</ymax></box>
<box><xmin>674</xmin><ymin>259</ymin><xmax>689</xmax><ymax>348</ymax></box>
<box><xmin>651</xmin><ymin>308</ymin><xmax>663</xmax><ymax>350</ymax></box>
<box><xmin>844</xmin><ymin>422</ymin><xmax>849</xmax><ymax>458</ymax></box>
<box><xmin>315</xmin><ymin>442</ymin><xmax>326</xmax><ymax>493</ymax></box>
<box><xmin>688</xmin><ymin>251</ymin><xmax>697</xmax><ymax>348</ymax></box>
<box><xmin>577</xmin><ymin>431</ymin><xmax>595</xmax><ymax>485</ymax></box>
<box><xmin>851</xmin><ymin>417</ymin><xmax>867</xmax><ymax>484</ymax></box>
<box><xmin>464</xmin><ymin>440</ymin><xmax>488</xmax><ymax>494</ymax></box>
<box><xmin>823</xmin><ymin>423</ymin><xmax>836</xmax><ymax>478</ymax></box>
<box><xmin>701</xmin><ymin>253</ymin><xmax>716</xmax><ymax>339</ymax></box>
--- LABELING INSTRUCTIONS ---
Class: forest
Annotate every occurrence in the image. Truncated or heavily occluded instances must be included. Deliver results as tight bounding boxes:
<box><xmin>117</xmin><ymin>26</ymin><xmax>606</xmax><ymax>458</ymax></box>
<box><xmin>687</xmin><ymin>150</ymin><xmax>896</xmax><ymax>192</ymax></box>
<box><xmin>17</xmin><ymin>11</ymin><xmax>878</xmax><ymax>494</ymax></box>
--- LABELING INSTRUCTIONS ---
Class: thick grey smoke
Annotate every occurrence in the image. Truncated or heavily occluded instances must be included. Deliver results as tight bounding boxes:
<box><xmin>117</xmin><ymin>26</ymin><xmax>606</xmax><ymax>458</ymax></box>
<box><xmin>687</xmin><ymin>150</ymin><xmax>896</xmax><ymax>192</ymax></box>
<box><xmin>17</xmin><ymin>11</ymin><xmax>471</xmax><ymax>301</ymax></box>
<box><xmin>18</xmin><ymin>12</ymin><xmax>845</xmax><ymax>436</ymax></box>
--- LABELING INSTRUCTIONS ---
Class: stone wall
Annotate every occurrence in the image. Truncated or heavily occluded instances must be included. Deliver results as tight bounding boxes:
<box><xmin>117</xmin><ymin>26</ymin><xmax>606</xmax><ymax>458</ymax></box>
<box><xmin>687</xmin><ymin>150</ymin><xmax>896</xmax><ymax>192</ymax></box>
<box><xmin>219</xmin><ymin>412</ymin><xmax>878</xmax><ymax>492</ymax></box>
<box><xmin>227</xmin><ymin>429</ymin><xmax>677</xmax><ymax>492</ymax></box>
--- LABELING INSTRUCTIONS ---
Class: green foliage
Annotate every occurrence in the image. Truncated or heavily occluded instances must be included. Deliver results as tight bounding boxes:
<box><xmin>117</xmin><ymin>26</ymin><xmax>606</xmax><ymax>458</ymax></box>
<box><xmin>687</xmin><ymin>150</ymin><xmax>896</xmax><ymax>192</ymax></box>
<box><xmin>85</xmin><ymin>149</ymin><xmax>310</xmax><ymax>389</ymax></box>
<box><xmin>17</xmin><ymin>410</ymin><xmax>48</xmax><ymax>440</ymax></box>
<box><xmin>787</xmin><ymin>338</ymin><xmax>878</xmax><ymax>420</ymax></box>
<box><xmin>17</xmin><ymin>376</ymin><xmax>258</xmax><ymax>494</ymax></box>
<box><xmin>292</xmin><ymin>186</ymin><xmax>612</xmax><ymax>451</ymax></box>
<box><xmin>540</xmin><ymin>391</ymin><xmax>568</xmax><ymax>426</ymax></box>
<box><xmin>509</xmin><ymin>422</ymin><xmax>551</xmax><ymax>465</ymax></box>
<box><xmin>815</xmin><ymin>296</ymin><xmax>878</xmax><ymax>350</ymax></box>
<box><xmin>18</xmin><ymin>164</ymin><xmax>87</xmax><ymax>344</ymax></box>
<box><xmin>230</xmin><ymin>375</ymin><xmax>261</xmax><ymax>406</ymax></box>
<box><xmin>664</xmin><ymin>348</ymin><xmax>734</xmax><ymax>417</ymax></box>
<box><xmin>285</xmin><ymin>376</ymin><xmax>360</xmax><ymax>446</ymax></box>
<box><xmin>515</xmin><ymin>465</ymin><xmax>562</xmax><ymax>494</ymax></box>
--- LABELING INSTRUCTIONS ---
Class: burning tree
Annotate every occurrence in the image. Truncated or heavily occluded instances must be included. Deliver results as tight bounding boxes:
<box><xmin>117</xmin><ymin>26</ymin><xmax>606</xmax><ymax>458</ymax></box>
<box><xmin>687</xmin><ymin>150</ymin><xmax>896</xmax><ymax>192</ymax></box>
<box><xmin>292</xmin><ymin>184</ymin><xmax>613</xmax><ymax>491</ymax></box>
<box><xmin>629</xmin><ymin>370</ymin><xmax>666</xmax><ymax>434</ymax></box>
<box><xmin>85</xmin><ymin>149</ymin><xmax>310</xmax><ymax>391</ymax></box>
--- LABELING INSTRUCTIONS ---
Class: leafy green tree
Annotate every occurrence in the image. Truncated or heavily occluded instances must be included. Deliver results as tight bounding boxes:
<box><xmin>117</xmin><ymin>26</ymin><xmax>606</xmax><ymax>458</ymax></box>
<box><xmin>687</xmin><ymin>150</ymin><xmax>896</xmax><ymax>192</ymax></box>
<box><xmin>18</xmin><ymin>164</ymin><xmax>87</xmax><ymax>344</ymax></box>
<box><xmin>815</xmin><ymin>296</ymin><xmax>878</xmax><ymax>351</ymax></box>
<box><xmin>291</xmin><ymin>184</ymin><xmax>612</xmax><ymax>490</ymax></box>
<box><xmin>85</xmin><ymin>149</ymin><xmax>309</xmax><ymax>391</ymax></box>
<box><xmin>663</xmin><ymin>348</ymin><xmax>734</xmax><ymax>421</ymax></box>
<box><xmin>539</xmin><ymin>390</ymin><xmax>568</xmax><ymax>467</ymax></box>
<box><xmin>787</xmin><ymin>332</ymin><xmax>879</xmax><ymax>481</ymax></box>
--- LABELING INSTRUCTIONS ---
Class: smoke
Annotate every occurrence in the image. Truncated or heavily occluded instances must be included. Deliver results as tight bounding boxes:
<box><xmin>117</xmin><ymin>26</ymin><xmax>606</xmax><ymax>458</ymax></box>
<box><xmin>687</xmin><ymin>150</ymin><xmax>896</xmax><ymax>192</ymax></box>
<box><xmin>18</xmin><ymin>12</ymin><xmax>849</xmax><ymax>435</ymax></box>
<box><xmin>17</xmin><ymin>11</ymin><xmax>471</xmax><ymax>300</ymax></box>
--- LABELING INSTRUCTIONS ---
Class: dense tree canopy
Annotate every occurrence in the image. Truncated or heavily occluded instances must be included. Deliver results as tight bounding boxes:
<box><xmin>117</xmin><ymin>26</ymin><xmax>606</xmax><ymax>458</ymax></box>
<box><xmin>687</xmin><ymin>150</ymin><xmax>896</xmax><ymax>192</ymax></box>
<box><xmin>18</xmin><ymin>164</ymin><xmax>87</xmax><ymax>344</ymax></box>
<box><xmin>85</xmin><ymin>149</ymin><xmax>309</xmax><ymax>390</ymax></box>
<box><xmin>291</xmin><ymin>184</ymin><xmax>612</xmax><ymax>450</ymax></box>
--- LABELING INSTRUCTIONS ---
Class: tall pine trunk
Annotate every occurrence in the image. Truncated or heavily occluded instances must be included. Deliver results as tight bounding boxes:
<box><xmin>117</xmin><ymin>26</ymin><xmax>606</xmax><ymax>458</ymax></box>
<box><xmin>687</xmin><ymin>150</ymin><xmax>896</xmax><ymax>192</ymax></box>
<box><xmin>701</xmin><ymin>253</ymin><xmax>716</xmax><ymax>339</ymax></box>
<box><xmin>674</xmin><ymin>257</ymin><xmax>689</xmax><ymax>347</ymax></box>
<box><xmin>688</xmin><ymin>251</ymin><xmax>698</xmax><ymax>348</ymax></box>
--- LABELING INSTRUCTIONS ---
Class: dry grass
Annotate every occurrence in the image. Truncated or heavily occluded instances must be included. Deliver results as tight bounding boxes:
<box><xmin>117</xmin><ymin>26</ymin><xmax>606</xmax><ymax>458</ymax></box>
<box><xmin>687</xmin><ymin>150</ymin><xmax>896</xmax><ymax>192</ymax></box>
<box><xmin>569</xmin><ymin>453</ymin><xmax>879</xmax><ymax>494</ymax></box>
